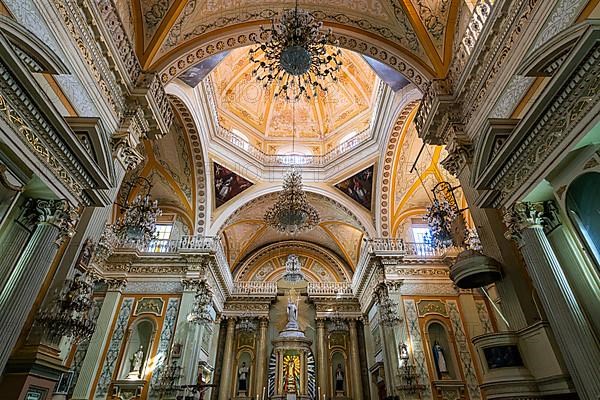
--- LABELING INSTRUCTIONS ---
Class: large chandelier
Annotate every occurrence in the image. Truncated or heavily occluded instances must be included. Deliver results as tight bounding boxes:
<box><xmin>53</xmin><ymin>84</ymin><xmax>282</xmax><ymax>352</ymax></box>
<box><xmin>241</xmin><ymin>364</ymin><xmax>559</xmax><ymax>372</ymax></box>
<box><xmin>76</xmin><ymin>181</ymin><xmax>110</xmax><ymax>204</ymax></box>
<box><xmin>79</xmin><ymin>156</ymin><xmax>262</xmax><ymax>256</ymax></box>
<box><xmin>376</xmin><ymin>283</ymin><xmax>401</xmax><ymax>326</ymax></box>
<box><xmin>37</xmin><ymin>271</ymin><xmax>97</xmax><ymax>343</ymax></box>
<box><xmin>113</xmin><ymin>177</ymin><xmax>161</xmax><ymax>247</ymax></box>
<box><xmin>249</xmin><ymin>0</ymin><xmax>342</xmax><ymax>101</ymax></box>
<box><xmin>265</xmin><ymin>167</ymin><xmax>320</xmax><ymax>234</ymax></box>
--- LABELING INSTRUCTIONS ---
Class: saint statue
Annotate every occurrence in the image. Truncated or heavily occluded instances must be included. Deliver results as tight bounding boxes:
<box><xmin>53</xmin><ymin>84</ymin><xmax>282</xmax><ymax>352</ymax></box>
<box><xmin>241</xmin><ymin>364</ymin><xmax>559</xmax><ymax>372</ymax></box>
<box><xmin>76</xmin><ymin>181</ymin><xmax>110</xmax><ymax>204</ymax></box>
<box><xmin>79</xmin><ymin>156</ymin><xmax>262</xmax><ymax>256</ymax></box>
<box><xmin>237</xmin><ymin>362</ymin><xmax>249</xmax><ymax>393</ymax></box>
<box><xmin>286</xmin><ymin>296</ymin><xmax>299</xmax><ymax>330</ymax></box>
<box><xmin>131</xmin><ymin>346</ymin><xmax>144</xmax><ymax>374</ymax></box>
<box><xmin>284</xmin><ymin>357</ymin><xmax>300</xmax><ymax>393</ymax></box>
<box><xmin>335</xmin><ymin>363</ymin><xmax>344</xmax><ymax>393</ymax></box>
<box><xmin>432</xmin><ymin>341</ymin><xmax>448</xmax><ymax>378</ymax></box>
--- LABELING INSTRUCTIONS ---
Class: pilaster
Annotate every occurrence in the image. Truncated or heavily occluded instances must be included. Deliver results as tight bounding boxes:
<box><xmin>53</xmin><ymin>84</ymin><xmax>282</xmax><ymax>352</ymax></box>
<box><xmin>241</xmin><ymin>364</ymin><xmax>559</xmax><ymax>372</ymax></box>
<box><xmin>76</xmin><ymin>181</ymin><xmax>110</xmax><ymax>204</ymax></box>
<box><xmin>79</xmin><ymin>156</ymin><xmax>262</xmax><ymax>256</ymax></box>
<box><xmin>348</xmin><ymin>320</ymin><xmax>364</xmax><ymax>400</ymax></box>
<box><xmin>71</xmin><ymin>278</ymin><xmax>126</xmax><ymax>400</ymax></box>
<box><xmin>0</xmin><ymin>199</ymin><xmax>78</xmax><ymax>374</ymax></box>
<box><xmin>316</xmin><ymin>318</ymin><xmax>328</xmax><ymax>398</ymax></box>
<box><xmin>504</xmin><ymin>201</ymin><xmax>600</xmax><ymax>400</ymax></box>
<box><xmin>254</xmin><ymin>318</ymin><xmax>269</xmax><ymax>394</ymax></box>
<box><xmin>218</xmin><ymin>318</ymin><xmax>236</xmax><ymax>400</ymax></box>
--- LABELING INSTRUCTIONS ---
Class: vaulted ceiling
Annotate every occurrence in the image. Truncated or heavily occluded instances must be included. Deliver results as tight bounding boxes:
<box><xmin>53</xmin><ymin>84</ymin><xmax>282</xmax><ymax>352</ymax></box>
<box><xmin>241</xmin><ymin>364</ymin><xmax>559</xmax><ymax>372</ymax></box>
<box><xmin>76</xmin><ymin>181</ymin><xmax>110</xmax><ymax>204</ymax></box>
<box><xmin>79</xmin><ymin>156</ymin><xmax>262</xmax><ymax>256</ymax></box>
<box><xmin>209</xmin><ymin>46</ymin><xmax>377</xmax><ymax>154</ymax></box>
<box><xmin>114</xmin><ymin>0</ymin><xmax>472</xmax><ymax>82</ymax></box>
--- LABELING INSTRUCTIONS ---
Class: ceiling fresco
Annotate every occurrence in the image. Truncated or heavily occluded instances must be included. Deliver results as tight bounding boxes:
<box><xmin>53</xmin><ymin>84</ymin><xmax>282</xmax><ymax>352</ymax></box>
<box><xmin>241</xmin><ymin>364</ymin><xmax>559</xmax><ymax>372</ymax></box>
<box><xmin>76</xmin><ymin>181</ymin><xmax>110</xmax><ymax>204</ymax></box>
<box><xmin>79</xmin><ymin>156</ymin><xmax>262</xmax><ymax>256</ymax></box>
<box><xmin>219</xmin><ymin>191</ymin><xmax>366</xmax><ymax>269</ymax></box>
<box><xmin>208</xmin><ymin>46</ymin><xmax>377</xmax><ymax>152</ymax></box>
<box><xmin>213</xmin><ymin>162</ymin><xmax>254</xmax><ymax>208</ymax></box>
<box><xmin>113</xmin><ymin>0</ymin><xmax>470</xmax><ymax>81</ymax></box>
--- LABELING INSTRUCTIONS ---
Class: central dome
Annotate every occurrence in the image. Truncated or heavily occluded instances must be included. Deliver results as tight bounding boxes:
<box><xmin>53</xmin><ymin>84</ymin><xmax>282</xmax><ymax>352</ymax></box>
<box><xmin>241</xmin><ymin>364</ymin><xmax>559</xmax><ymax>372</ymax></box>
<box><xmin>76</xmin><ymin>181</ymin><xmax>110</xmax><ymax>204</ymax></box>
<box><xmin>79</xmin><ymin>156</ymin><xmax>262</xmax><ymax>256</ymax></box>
<box><xmin>209</xmin><ymin>45</ymin><xmax>378</xmax><ymax>155</ymax></box>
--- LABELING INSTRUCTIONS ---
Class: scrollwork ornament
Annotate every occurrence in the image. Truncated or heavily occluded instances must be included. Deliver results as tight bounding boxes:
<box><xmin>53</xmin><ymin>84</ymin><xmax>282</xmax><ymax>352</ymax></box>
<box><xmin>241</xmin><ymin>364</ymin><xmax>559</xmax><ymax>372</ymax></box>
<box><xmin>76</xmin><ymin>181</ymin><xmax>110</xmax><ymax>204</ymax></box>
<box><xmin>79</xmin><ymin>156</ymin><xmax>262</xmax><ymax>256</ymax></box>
<box><xmin>104</xmin><ymin>277</ymin><xmax>128</xmax><ymax>291</ymax></box>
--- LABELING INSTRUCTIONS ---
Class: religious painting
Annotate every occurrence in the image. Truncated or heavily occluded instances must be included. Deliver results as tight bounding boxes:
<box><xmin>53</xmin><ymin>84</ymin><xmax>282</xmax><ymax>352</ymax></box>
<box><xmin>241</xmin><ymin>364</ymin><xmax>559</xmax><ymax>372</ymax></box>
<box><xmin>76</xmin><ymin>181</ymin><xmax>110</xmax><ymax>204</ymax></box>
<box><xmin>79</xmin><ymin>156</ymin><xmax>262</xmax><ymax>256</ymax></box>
<box><xmin>283</xmin><ymin>353</ymin><xmax>301</xmax><ymax>394</ymax></box>
<box><xmin>213</xmin><ymin>162</ymin><xmax>253</xmax><ymax>207</ymax></box>
<box><xmin>483</xmin><ymin>345</ymin><xmax>524</xmax><ymax>369</ymax></box>
<box><xmin>335</xmin><ymin>165</ymin><xmax>374</xmax><ymax>211</ymax></box>
<box><xmin>178</xmin><ymin>51</ymin><xmax>229</xmax><ymax>88</ymax></box>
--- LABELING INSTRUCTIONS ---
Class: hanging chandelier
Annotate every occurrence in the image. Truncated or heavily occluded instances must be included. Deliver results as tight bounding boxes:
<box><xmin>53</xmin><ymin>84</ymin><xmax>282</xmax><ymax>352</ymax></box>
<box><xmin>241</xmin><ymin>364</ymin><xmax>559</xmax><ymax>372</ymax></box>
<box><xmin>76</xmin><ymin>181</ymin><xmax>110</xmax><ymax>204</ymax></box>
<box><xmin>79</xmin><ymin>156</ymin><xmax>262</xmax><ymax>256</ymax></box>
<box><xmin>37</xmin><ymin>271</ymin><xmax>97</xmax><ymax>343</ymax></box>
<box><xmin>328</xmin><ymin>310</ymin><xmax>349</xmax><ymax>334</ymax></box>
<box><xmin>424</xmin><ymin>198</ymin><xmax>456</xmax><ymax>249</ymax></box>
<box><xmin>113</xmin><ymin>177</ymin><xmax>162</xmax><ymax>247</ymax></box>
<box><xmin>376</xmin><ymin>284</ymin><xmax>402</xmax><ymax>326</ymax></box>
<box><xmin>249</xmin><ymin>0</ymin><xmax>342</xmax><ymax>101</ymax></box>
<box><xmin>265</xmin><ymin>167</ymin><xmax>320</xmax><ymax>234</ymax></box>
<box><xmin>187</xmin><ymin>280</ymin><xmax>214</xmax><ymax>326</ymax></box>
<box><xmin>236</xmin><ymin>314</ymin><xmax>258</xmax><ymax>333</ymax></box>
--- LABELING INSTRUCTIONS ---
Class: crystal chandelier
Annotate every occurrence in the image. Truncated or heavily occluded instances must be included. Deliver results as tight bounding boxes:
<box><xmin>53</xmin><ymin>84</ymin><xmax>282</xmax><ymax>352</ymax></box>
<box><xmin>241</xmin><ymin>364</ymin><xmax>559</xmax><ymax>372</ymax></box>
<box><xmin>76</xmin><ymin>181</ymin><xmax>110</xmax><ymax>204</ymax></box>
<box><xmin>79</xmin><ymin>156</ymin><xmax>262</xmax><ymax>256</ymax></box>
<box><xmin>376</xmin><ymin>284</ymin><xmax>401</xmax><ymax>326</ymax></box>
<box><xmin>37</xmin><ymin>271</ymin><xmax>97</xmax><ymax>343</ymax></box>
<box><xmin>282</xmin><ymin>254</ymin><xmax>305</xmax><ymax>282</ymax></box>
<box><xmin>113</xmin><ymin>177</ymin><xmax>162</xmax><ymax>247</ymax></box>
<box><xmin>424</xmin><ymin>198</ymin><xmax>456</xmax><ymax>249</ymax></box>
<box><xmin>187</xmin><ymin>280</ymin><xmax>214</xmax><ymax>326</ymax></box>
<box><xmin>249</xmin><ymin>0</ymin><xmax>342</xmax><ymax>101</ymax></box>
<box><xmin>265</xmin><ymin>167</ymin><xmax>320</xmax><ymax>234</ymax></box>
<box><xmin>328</xmin><ymin>310</ymin><xmax>349</xmax><ymax>334</ymax></box>
<box><xmin>236</xmin><ymin>314</ymin><xmax>258</xmax><ymax>333</ymax></box>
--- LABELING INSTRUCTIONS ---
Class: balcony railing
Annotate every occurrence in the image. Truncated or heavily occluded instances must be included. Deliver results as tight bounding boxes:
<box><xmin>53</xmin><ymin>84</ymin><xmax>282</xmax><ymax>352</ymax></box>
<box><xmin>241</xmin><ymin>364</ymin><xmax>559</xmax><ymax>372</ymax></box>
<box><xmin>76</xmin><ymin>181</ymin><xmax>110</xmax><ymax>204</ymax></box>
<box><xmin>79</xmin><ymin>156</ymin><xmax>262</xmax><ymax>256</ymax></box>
<box><xmin>307</xmin><ymin>282</ymin><xmax>353</xmax><ymax>296</ymax></box>
<box><xmin>364</xmin><ymin>239</ymin><xmax>460</xmax><ymax>258</ymax></box>
<box><xmin>231</xmin><ymin>281</ymin><xmax>278</xmax><ymax>296</ymax></box>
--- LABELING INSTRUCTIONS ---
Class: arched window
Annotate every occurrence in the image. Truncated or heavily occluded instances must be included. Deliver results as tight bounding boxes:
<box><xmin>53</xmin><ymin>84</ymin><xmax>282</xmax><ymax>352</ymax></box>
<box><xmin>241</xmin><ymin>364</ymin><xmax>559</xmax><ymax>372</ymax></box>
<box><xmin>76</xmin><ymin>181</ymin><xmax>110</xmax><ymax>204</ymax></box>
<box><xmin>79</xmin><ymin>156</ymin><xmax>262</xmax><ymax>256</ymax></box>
<box><xmin>566</xmin><ymin>172</ymin><xmax>600</xmax><ymax>268</ymax></box>
<box><xmin>232</xmin><ymin>128</ymin><xmax>250</xmax><ymax>151</ymax></box>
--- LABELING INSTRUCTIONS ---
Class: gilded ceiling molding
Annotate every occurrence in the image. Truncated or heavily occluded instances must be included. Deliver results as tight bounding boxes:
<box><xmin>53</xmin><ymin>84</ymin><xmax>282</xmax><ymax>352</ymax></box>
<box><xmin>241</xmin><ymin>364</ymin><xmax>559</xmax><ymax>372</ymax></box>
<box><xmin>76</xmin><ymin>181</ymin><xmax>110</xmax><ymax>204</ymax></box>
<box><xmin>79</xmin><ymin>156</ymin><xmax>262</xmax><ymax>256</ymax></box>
<box><xmin>168</xmin><ymin>95</ymin><xmax>207</xmax><ymax>234</ymax></box>
<box><xmin>378</xmin><ymin>100</ymin><xmax>420</xmax><ymax>237</ymax></box>
<box><xmin>156</xmin><ymin>29</ymin><xmax>432</xmax><ymax>91</ymax></box>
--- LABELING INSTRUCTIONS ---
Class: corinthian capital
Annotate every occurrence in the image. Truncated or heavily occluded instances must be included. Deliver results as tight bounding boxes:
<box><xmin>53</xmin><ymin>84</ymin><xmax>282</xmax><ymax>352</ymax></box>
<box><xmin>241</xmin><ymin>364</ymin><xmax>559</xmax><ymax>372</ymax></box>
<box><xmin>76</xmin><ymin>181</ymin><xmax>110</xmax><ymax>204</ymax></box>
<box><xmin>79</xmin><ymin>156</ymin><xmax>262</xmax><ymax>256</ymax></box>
<box><xmin>503</xmin><ymin>201</ymin><xmax>560</xmax><ymax>241</ymax></box>
<box><xmin>22</xmin><ymin>199</ymin><xmax>79</xmax><ymax>245</ymax></box>
<box><xmin>111</xmin><ymin>106</ymin><xmax>148</xmax><ymax>170</ymax></box>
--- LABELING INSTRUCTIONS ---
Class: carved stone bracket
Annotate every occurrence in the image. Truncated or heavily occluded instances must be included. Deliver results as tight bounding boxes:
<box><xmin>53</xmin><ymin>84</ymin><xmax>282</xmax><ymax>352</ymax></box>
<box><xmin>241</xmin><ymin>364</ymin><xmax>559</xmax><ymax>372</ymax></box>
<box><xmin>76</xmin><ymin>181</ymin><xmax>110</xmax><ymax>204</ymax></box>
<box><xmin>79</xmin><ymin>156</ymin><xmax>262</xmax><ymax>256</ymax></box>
<box><xmin>441</xmin><ymin>136</ymin><xmax>474</xmax><ymax>177</ymax></box>
<box><xmin>503</xmin><ymin>201</ymin><xmax>561</xmax><ymax>242</ymax></box>
<box><xmin>21</xmin><ymin>199</ymin><xmax>79</xmax><ymax>245</ymax></box>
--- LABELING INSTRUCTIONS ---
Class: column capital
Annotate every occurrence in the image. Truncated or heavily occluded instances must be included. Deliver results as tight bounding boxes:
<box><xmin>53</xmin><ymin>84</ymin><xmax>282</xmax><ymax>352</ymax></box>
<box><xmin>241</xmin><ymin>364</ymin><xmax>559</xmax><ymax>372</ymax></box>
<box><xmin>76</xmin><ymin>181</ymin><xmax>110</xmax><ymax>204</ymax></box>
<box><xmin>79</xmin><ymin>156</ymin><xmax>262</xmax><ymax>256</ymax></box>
<box><xmin>440</xmin><ymin>136</ymin><xmax>474</xmax><ymax>177</ymax></box>
<box><xmin>105</xmin><ymin>277</ymin><xmax>127</xmax><ymax>292</ymax></box>
<box><xmin>21</xmin><ymin>199</ymin><xmax>79</xmax><ymax>245</ymax></box>
<box><xmin>503</xmin><ymin>201</ymin><xmax>560</xmax><ymax>241</ymax></box>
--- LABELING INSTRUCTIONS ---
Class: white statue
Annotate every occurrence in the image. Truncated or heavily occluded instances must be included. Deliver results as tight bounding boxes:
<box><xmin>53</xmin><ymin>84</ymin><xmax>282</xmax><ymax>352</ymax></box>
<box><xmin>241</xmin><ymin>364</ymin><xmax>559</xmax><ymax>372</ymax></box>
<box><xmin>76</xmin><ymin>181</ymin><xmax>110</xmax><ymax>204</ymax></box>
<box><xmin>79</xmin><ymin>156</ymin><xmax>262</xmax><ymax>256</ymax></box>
<box><xmin>433</xmin><ymin>341</ymin><xmax>448</xmax><ymax>377</ymax></box>
<box><xmin>286</xmin><ymin>297</ymin><xmax>299</xmax><ymax>329</ymax></box>
<box><xmin>283</xmin><ymin>254</ymin><xmax>304</xmax><ymax>282</ymax></box>
<box><xmin>131</xmin><ymin>346</ymin><xmax>144</xmax><ymax>373</ymax></box>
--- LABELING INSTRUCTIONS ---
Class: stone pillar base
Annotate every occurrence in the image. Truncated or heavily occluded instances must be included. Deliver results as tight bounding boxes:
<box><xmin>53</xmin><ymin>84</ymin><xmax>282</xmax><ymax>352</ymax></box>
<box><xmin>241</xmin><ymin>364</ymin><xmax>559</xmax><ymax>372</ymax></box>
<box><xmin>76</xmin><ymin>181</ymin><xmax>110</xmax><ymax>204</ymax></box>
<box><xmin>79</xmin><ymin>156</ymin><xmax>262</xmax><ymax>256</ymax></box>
<box><xmin>472</xmin><ymin>322</ymin><xmax>575</xmax><ymax>399</ymax></box>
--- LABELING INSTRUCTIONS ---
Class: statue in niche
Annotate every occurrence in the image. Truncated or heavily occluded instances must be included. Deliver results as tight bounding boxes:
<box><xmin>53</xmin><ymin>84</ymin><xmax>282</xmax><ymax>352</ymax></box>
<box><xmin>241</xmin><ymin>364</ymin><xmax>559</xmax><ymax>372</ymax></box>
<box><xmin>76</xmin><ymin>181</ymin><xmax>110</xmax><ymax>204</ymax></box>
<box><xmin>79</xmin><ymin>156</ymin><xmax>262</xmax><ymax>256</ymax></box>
<box><xmin>284</xmin><ymin>355</ymin><xmax>300</xmax><ymax>393</ymax></box>
<box><xmin>130</xmin><ymin>346</ymin><xmax>145</xmax><ymax>376</ymax></box>
<box><xmin>432</xmin><ymin>341</ymin><xmax>449</xmax><ymax>379</ymax></box>
<box><xmin>335</xmin><ymin>363</ymin><xmax>345</xmax><ymax>393</ymax></box>
<box><xmin>237</xmin><ymin>362</ymin><xmax>249</xmax><ymax>393</ymax></box>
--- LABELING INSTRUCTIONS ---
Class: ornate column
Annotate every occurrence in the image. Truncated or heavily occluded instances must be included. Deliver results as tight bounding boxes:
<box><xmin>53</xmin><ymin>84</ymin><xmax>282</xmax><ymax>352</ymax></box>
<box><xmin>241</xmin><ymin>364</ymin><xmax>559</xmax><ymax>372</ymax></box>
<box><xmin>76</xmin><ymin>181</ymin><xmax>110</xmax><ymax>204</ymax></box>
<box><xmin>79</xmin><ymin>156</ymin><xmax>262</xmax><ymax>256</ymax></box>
<box><xmin>316</xmin><ymin>318</ymin><xmax>328</xmax><ymax>398</ymax></box>
<box><xmin>254</xmin><ymin>318</ymin><xmax>269</xmax><ymax>394</ymax></box>
<box><xmin>505</xmin><ymin>201</ymin><xmax>600</xmax><ymax>400</ymax></box>
<box><xmin>218</xmin><ymin>318</ymin><xmax>236</xmax><ymax>400</ymax></box>
<box><xmin>348</xmin><ymin>320</ymin><xmax>364</xmax><ymax>400</ymax></box>
<box><xmin>0</xmin><ymin>199</ymin><xmax>78</xmax><ymax>374</ymax></box>
<box><xmin>71</xmin><ymin>278</ymin><xmax>127</xmax><ymax>400</ymax></box>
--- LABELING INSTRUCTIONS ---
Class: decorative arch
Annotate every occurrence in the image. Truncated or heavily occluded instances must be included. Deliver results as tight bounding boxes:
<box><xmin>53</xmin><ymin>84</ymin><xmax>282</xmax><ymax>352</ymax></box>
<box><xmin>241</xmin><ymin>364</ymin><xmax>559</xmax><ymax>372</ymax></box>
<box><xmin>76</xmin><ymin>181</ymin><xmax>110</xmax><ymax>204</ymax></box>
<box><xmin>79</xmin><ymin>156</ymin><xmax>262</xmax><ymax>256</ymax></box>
<box><xmin>234</xmin><ymin>240</ymin><xmax>353</xmax><ymax>282</ymax></box>
<box><xmin>210</xmin><ymin>184</ymin><xmax>376</xmax><ymax>238</ymax></box>
<box><xmin>155</xmin><ymin>27</ymin><xmax>434</xmax><ymax>90</ymax></box>
<box><xmin>168</xmin><ymin>94</ymin><xmax>208</xmax><ymax>234</ymax></box>
<box><xmin>377</xmin><ymin>100</ymin><xmax>421</xmax><ymax>237</ymax></box>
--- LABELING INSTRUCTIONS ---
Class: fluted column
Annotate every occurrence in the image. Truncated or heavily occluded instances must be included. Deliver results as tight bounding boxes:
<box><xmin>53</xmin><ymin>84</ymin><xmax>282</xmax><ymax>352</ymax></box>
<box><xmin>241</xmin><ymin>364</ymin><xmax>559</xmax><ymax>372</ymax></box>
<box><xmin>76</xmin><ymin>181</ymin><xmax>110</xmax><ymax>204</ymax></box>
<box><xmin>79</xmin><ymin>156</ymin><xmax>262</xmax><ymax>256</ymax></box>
<box><xmin>0</xmin><ymin>220</ymin><xmax>30</xmax><ymax>292</ymax></box>
<box><xmin>505</xmin><ymin>201</ymin><xmax>600</xmax><ymax>400</ymax></box>
<box><xmin>176</xmin><ymin>281</ymin><xmax>203</xmax><ymax>385</ymax></box>
<box><xmin>218</xmin><ymin>318</ymin><xmax>237</xmax><ymax>400</ymax></box>
<box><xmin>348</xmin><ymin>320</ymin><xmax>364</xmax><ymax>400</ymax></box>
<box><xmin>71</xmin><ymin>279</ymin><xmax>126</xmax><ymax>400</ymax></box>
<box><xmin>316</xmin><ymin>318</ymin><xmax>328</xmax><ymax>398</ymax></box>
<box><xmin>0</xmin><ymin>199</ymin><xmax>77</xmax><ymax>374</ymax></box>
<box><xmin>379</xmin><ymin>323</ymin><xmax>397</xmax><ymax>396</ymax></box>
<box><xmin>254</xmin><ymin>318</ymin><xmax>269</xmax><ymax>394</ymax></box>
<box><xmin>362</xmin><ymin>319</ymin><xmax>379</xmax><ymax>400</ymax></box>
